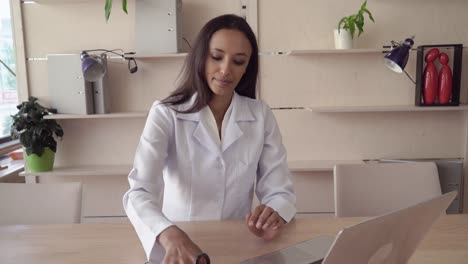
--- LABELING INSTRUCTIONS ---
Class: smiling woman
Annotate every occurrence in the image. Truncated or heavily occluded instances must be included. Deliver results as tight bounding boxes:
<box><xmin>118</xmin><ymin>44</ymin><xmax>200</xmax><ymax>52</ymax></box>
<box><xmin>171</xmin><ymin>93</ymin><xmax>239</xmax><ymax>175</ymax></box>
<box><xmin>123</xmin><ymin>14</ymin><xmax>295</xmax><ymax>264</ymax></box>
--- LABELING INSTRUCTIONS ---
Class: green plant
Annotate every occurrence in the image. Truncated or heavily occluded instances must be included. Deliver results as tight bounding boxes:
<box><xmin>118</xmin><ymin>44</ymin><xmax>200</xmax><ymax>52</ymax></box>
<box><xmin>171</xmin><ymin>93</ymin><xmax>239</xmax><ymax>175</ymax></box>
<box><xmin>337</xmin><ymin>0</ymin><xmax>375</xmax><ymax>39</ymax></box>
<box><xmin>105</xmin><ymin>0</ymin><xmax>128</xmax><ymax>22</ymax></box>
<box><xmin>10</xmin><ymin>97</ymin><xmax>64</xmax><ymax>156</ymax></box>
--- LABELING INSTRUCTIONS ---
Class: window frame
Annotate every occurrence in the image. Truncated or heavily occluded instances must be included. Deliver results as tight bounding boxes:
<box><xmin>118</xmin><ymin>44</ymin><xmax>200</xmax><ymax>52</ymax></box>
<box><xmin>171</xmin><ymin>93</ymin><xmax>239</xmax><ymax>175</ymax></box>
<box><xmin>0</xmin><ymin>0</ymin><xmax>29</xmax><ymax>153</ymax></box>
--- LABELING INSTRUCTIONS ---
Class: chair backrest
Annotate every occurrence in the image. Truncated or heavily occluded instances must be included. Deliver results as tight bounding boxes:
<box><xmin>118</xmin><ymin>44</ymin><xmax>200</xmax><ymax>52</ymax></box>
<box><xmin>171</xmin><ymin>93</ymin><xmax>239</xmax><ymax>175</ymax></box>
<box><xmin>0</xmin><ymin>182</ymin><xmax>82</xmax><ymax>225</ymax></box>
<box><xmin>334</xmin><ymin>162</ymin><xmax>442</xmax><ymax>217</ymax></box>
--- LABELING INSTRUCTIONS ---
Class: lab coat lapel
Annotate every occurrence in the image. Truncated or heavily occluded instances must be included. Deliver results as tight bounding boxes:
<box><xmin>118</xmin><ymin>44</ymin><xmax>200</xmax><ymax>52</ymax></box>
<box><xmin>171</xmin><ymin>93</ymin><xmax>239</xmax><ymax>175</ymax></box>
<box><xmin>193</xmin><ymin>115</ymin><xmax>221</xmax><ymax>155</ymax></box>
<box><xmin>222</xmin><ymin>93</ymin><xmax>255</xmax><ymax>152</ymax></box>
<box><xmin>175</xmin><ymin>94</ymin><xmax>221</xmax><ymax>155</ymax></box>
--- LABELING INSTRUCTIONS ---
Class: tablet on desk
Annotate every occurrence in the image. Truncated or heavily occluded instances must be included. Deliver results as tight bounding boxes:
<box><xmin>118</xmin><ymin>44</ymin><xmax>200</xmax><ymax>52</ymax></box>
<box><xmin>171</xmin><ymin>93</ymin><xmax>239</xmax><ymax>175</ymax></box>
<box><xmin>240</xmin><ymin>191</ymin><xmax>457</xmax><ymax>264</ymax></box>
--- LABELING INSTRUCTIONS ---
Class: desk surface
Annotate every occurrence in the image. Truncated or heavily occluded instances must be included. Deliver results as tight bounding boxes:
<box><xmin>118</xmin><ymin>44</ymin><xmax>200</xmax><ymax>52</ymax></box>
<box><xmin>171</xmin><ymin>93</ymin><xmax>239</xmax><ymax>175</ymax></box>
<box><xmin>1</xmin><ymin>215</ymin><xmax>467</xmax><ymax>264</ymax></box>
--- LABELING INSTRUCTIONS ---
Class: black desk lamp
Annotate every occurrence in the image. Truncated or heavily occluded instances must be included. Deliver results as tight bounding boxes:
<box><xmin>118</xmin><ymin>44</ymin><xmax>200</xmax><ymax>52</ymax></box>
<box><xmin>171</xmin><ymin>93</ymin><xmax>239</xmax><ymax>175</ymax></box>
<box><xmin>384</xmin><ymin>37</ymin><xmax>416</xmax><ymax>84</ymax></box>
<box><xmin>80</xmin><ymin>49</ymin><xmax>137</xmax><ymax>82</ymax></box>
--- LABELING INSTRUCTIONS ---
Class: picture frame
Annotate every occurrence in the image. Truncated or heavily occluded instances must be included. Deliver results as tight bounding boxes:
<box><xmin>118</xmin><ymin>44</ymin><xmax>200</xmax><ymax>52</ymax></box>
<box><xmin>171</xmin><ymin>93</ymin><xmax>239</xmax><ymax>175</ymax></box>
<box><xmin>415</xmin><ymin>44</ymin><xmax>463</xmax><ymax>106</ymax></box>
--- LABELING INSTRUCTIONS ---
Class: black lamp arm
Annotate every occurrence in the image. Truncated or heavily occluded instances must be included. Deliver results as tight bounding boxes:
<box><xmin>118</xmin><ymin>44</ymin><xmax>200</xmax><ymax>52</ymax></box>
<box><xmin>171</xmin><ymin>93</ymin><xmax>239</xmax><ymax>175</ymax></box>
<box><xmin>403</xmin><ymin>69</ymin><xmax>416</xmax><ymax>84</ymax></box>
<box><xmin>82</xmin><ymin>49</ymin><xmax>126</xmax><ymax>59</ymax></box>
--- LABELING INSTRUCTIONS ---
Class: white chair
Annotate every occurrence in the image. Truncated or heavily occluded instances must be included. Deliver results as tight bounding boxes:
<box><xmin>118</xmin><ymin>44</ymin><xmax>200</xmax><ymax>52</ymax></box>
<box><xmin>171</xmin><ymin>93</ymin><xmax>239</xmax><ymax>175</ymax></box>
<box><xmin>334</xmin><ymin>162</ymin><xmax>442</xmax><ymax>217</ymax></box>
<box><xmin>0</xmin><ymin>182</ymin><xmax>82</xmax><ymax>225</ymax></box>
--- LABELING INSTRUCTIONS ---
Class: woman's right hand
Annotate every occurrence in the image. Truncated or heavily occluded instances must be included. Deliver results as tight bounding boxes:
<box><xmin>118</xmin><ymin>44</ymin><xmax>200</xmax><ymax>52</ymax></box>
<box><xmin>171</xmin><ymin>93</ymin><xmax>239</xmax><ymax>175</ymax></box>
<box><xmin>158</xmin><ymin>225</ymin><xmax>208</xmax><ymax>264</ymax></box>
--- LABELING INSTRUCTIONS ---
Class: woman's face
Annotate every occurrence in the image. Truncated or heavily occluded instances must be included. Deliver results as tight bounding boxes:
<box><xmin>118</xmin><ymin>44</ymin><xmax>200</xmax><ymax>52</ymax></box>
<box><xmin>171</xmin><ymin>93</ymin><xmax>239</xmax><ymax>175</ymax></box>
<box><xmin>205</xmin><ymin>29</ymin><xmax>252</xmax><ymax>99</ymax></box>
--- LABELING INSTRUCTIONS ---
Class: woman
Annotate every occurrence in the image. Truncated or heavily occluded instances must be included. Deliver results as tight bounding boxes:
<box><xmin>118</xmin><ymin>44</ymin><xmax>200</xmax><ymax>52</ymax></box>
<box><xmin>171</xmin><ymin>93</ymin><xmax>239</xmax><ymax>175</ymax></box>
<box><xmin>123</xmin><ymin>14</ymin><xmax>296</xmax><ymax>264</ymax></box>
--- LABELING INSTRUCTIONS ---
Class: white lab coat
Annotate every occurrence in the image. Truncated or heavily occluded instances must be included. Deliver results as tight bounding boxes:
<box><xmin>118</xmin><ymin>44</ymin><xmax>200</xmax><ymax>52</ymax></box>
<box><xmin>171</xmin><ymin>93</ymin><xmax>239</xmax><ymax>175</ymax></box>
<box><xmin>123</xmin><ymin>92</ymin><xmax>296</xmax><ymax>263</ymax></box>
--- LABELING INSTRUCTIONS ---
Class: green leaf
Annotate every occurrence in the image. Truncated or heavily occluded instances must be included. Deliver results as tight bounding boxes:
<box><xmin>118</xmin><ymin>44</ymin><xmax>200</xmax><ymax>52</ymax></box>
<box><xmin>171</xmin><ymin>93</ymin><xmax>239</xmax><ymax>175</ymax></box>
<box><xmin>361</xmin><ymin>0</ymin><xmax>367</xmax><ymax>10</ymax></box>
<box><xmin>347</xmin><ymin>15</ymin><xmax>356</xmax><ymax>39</ymax></box>
<box><xmin>122</xmin><ymin>0</ymin><xmax>128</xmax><ymax>14</ymax></box>
<box><xmin>105</xmin><ymin>0</ymin><xmax>113</xmax><ymax>22</ymax></box>
<box><xmin>338</xmin><ymin>17</ymin><xmax>348</xmax><ymax>32</ymax></box>
<box><xmin>356</xmin><ymin>20</ymin><xmax>364</xmax><ymax>36</ymax></box>
<box><xmin>363</xmin><ymin>8</ymin><xmax>375</xmax><ymax>22</ymax></box>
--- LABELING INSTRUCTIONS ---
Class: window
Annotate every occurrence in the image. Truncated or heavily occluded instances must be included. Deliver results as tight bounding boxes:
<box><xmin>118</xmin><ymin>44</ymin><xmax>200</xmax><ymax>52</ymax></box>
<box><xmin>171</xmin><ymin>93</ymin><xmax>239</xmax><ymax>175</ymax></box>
<box><xmin>0</xmin><ymin>0</ymin><xmax>18</xmax><ymax>144</ymax></box>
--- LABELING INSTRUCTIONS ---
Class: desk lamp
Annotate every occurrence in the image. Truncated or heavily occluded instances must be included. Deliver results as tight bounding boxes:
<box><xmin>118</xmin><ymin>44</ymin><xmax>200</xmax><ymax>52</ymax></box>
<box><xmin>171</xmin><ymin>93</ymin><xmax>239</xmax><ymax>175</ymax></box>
<box><xmin>80</xmin><ymin>49</ymin><xmax>138</xmax><ymax>81</ymax></box>
<box><xmin>81</xmin><ymin>51</ymin><xmax>107</xmax><ymax>82</ymax></box>
<box><xmin>384</xmin><ymin>36</ymin><xmax>416</xmax><ymax>84</ymax></box>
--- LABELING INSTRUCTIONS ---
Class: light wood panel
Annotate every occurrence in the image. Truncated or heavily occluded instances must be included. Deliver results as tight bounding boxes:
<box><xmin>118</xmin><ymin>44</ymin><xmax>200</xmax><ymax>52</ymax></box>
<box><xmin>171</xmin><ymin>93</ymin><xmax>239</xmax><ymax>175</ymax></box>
<box><xmin>260</xmin><ymin>52</ymin><xmax>417</xmax><ymax>108</ymax></box>
<box><xmin>53</xmin><ymin>118</ymin><xmax>145</xmax><ymax>166</ymax></box>
<box><xmin>274</xmin><ymin>109</ymin><xmax>465</xmax><ymax>161</ymax></box>
<box><xmin>293</xmin><ymin>171</ymin><xmax>335</xmax><ymax>213</ymax></box>
<box><xmin>258</xmin><ymin>0</ymin><xmax>468</xmax><ymax>51</ymax></box>
<box><xmin>1</xmin><ymin>216</ymin><xmax>467</xmax><ymax>264</ymax></box>
<box><xmin>81</xmin><ymin>177</ymin><xmax>129</xmax><ymax>217</ymax></box>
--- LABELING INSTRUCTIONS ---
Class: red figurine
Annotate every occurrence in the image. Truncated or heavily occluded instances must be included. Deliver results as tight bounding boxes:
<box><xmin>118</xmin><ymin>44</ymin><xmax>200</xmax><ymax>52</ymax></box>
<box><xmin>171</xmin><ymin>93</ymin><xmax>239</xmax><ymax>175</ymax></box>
<box><xmin>438</xmin><ymin>52</ymin><xmax>452</xmax><ymax>104</ymax></box>
<box><xmin>423</xmin><ymin>48</ymin><xmax>439</xmax><ymax>105</ymax></box>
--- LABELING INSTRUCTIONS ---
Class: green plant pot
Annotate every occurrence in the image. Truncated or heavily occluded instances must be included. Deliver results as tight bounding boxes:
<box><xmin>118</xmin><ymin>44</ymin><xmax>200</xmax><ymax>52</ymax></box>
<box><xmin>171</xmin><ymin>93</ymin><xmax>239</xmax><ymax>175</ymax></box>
<box><xmin>25</xmin><ymin>147</ymin><xmax>55</xmax><ymax>172</ymax></box>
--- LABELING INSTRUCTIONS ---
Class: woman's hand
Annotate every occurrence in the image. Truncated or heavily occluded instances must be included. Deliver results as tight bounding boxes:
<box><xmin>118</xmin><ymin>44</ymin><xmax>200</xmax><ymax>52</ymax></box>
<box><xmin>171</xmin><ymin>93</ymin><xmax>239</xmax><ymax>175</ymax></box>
<box><xmin>245</xmin><ymin>204</ymin><xmax>286</xmax><ymax>241</ymax></box>
<box><xmin>158</xmin><ymin>225</ymin><xmax>209</xmax><ymax>264</ymax></box>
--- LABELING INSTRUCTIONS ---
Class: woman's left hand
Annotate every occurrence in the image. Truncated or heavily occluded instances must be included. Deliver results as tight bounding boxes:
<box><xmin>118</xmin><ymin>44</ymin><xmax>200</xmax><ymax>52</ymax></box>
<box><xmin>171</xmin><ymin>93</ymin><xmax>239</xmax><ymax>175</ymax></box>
<box><xmin>245</xmin><ymin>204</ymin><xmax>286</xmax><ymax>240</ymax></box>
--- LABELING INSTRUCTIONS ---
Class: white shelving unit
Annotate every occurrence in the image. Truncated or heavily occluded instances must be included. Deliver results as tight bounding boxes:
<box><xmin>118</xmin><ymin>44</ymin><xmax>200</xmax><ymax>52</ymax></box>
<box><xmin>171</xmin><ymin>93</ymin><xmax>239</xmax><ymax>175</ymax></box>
<box><xmin>19</xmin><ymin>165</ymin><xmax>132</xmax><ymax>177</ymax></box>
<box><xmin>20</xmin><ymin>165</ymin><xmax>132</xmax><ymax>183</ymax></box>
<box><xmin>287</xmin><ymin>48</ymin><xmax>390</xmax><ymax>55</ymax></box>
<box><xmin>307</xmin><ymin>105</ymin><xmax>468</xmax><ymax>113</ymax></box>
<box><xmin>126</xmin><ymin>49</ymin><xmax>391</xmax><ymax>58</ymax></box>
<box><xmin>288</xmin><ymin>160</ymin><xmax>362</xmax><ymax>172</ymax></box>
<box><xmin>33</xmin><ymin>0</ymin><xmax>92</xmax><ymax>3</ymax></box>
<box><xmin>125</xmin><ymin>53</ymin><xmax>188</xmax><ymax>59</ymax></box>
<box><xmin>44</xmin><ymin>112</ymin><xmax>148</xmax><ymax>120</ymax></box>
<box><xmin>19</xmin><ymin>160</ymin><xmax>362</xmax><ymax>181</ymax></box>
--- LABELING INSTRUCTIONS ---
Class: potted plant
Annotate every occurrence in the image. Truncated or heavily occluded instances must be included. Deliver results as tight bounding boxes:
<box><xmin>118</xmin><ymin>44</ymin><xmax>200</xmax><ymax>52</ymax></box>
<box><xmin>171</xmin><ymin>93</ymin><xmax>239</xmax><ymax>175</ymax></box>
<box><xmin>11</xmin><ymin>97</ymin><xmax>64</xmax><ymax>172</ymax></box>
<box><xmin>335</xmin><ymin>0</ymin><xmax>375</xmax><ymax>49</ymax></box>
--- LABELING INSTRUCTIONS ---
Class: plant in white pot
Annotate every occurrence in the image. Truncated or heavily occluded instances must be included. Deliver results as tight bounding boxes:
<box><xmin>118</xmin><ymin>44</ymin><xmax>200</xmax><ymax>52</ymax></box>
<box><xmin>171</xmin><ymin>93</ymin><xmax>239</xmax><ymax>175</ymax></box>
<box><xmin>11</xmin><ymin>97</ymin><xmax>64</xmax><ymax>172</ymax></box>
<box><xmin>335</xmin><ymin>0</ymin><xmax>375</xmax><ymax>49</ymax></box>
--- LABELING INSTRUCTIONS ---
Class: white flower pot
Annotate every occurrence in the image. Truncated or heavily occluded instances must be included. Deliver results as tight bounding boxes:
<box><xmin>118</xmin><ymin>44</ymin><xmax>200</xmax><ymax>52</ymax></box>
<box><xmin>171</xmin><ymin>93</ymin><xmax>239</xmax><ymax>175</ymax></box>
<box><xmin>334</xmin><ymin>29</ymin><xmax>353</xmax><ymax>49</ymax></box>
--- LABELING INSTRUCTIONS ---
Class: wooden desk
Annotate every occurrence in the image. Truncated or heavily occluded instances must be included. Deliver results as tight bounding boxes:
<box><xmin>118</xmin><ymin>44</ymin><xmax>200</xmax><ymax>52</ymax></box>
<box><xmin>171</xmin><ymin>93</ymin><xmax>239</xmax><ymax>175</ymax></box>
<box><xmin>1</xmin><ymin>215</ymin><xmax>467</xmax><ymax>264</ymax></box>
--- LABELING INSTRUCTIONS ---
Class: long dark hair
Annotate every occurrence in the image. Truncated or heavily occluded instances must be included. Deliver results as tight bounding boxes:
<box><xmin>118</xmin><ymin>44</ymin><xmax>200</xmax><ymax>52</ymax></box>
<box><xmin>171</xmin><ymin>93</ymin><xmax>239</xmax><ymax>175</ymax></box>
<box><xmin>161</xmin><ymin>14</ymin><xmax>259</xmax><ymax>113</ymax></box>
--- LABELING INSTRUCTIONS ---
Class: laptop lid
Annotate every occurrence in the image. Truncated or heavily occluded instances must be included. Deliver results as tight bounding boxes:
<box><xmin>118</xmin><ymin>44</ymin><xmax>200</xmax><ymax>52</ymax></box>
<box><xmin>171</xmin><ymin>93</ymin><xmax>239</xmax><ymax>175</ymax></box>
<box><xmin>239</xmin><ymin>191</ymin><xmax>456</xmax><ymax>264</ymax></box>
<box><xmin>322</xmin><ymin>191</ymin><xmax>457</xmax><ymax>264</ymax></box>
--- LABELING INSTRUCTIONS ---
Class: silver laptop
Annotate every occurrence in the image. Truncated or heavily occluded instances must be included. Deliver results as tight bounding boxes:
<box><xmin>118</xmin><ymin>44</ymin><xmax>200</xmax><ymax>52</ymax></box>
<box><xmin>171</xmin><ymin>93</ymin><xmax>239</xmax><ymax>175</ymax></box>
<box><xmin>240</xmin><ymin>191</ymin><xmax>457</xmax><ymax>264</ymax></box>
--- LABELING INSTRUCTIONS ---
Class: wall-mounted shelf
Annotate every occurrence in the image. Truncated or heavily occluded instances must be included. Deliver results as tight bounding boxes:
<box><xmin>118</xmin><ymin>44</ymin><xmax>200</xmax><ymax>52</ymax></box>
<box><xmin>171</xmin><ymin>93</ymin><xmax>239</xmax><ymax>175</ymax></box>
<box><xmin>125</xmin><ymin>49</ymin><xmax>393</xmax><ymax>58</ymax></box>
<box><xmin>32</xmin><ymin>0</ymin><xmax>92</xmax><ymax>3</ymax></box>
<box><xmin>307</xmin><ymin>105</ymin><xmax>468</xmax><ymax>113</ymax></box>
<box><xmin>19</xmin><ymin>160</ymin><xmax>362</xmax><ymax>179</ymax></box>
<box><xmin>287</xmin><ymin>48</ymin><xmax>390</xmax><ymax>55</ymax></box>
<box><xmin>288</xmin><ymin>160</ymin><xmax>362</xmax><ymax>172</ymax></box>
<box><xmin>125</xmin><ymin>53</ymin><xmax>188</xmax><ymax>59</ymax></box>
<box><xmin>20</xmin><ymin>165</ymin><xmax>132</xmax><ymax>177</ymax></box>
<box><xmin>44</xmin><ymin>112</ymin><xmax>148</xmax><ymax>120</ymax></box>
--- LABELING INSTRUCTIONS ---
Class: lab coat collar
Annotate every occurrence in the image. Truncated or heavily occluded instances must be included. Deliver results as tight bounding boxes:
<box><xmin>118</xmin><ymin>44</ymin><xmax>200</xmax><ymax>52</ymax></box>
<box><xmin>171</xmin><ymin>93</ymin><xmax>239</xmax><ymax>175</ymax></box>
<box><xmin>175</xmin><ymin>92</ymin><xmax>256</xmax><ymax>154</ymax></box>
<box><xmin>175</xmin><ymin>92</ymin><xmax>256</xmax><ymax>122</ymax></box>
